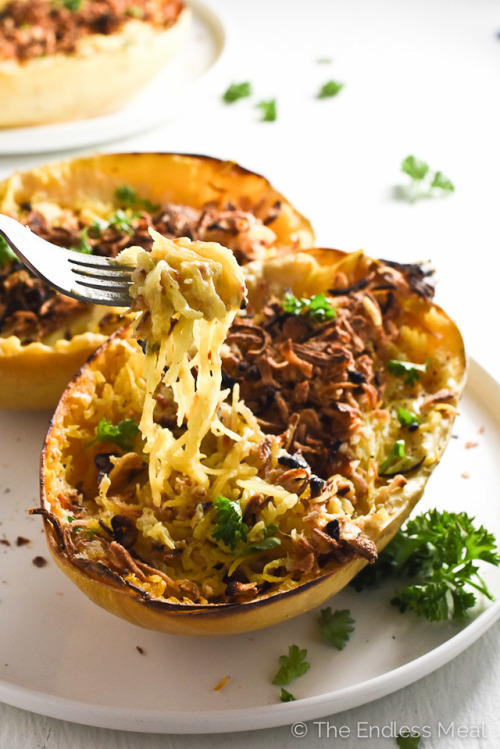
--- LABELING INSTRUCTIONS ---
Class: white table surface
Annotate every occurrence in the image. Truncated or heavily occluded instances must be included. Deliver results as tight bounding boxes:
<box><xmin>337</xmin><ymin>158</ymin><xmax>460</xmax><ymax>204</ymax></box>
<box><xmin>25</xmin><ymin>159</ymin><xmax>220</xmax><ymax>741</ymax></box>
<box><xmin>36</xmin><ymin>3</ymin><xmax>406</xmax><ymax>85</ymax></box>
<box><xmin>1</xmin><ymin>0</ymin><xmax>499</xmax><ymax>746</ymax></box>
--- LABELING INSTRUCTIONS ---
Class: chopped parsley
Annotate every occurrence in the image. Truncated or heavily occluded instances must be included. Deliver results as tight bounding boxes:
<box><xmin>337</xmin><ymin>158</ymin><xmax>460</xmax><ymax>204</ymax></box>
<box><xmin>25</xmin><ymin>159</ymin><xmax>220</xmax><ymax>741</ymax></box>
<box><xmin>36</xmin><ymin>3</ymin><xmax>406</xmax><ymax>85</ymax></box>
<box><xmin>272</xmin><ymin>645</ymin><xmax>310</xmax><ymax>685</ymax></box>
<box><xmin>388</xmin><ymin>358</ymin><xmax>427</xmax><ymax>387</ymax></box>
<box><xmin>351</xmin><ymin>509</ymin><xmax>500</xmax><ymax>622</ymax></box>
<box><xmin>280</xmin><ymin>688</ymin><xmax>296</xmax><ymax>702</ymax></box>
<box><xmin>379</xmin><ymin>439</ymin><xmax>413</xmax><ymax>475</ymax></box>
<box><xmin>397</xmin><ymin>407</ymin><xmax>420</xmax><ymax>428</ymax></box>
<box><xmin>0</xmin><ymin>235</ymin><xmax>16</xmax><ymax>266</ymax></box>
<box><xmin>317</xmin><ymin>80</ymin><xmax>344</xmax><ymax>98</ymax></box>
<box><xmin>108</xmin><ymin>208</ymin><xmax>138</xmax><ymax>235</ymax></box>
<box><xmin>114</xmin><ymin>185</ymin><xmax>159</xmax><ymax>213</ymax></box>
<box><xmin>63</xmin><ymin>0</ymin><xmax>83</xmax><ymax>10</ymax></box>
<box><xmin>70</xmin><ymin>226</ymin><xmax>93</xmax><ymax>254</ymax></box>
<box><xmin>400</xmin><ymin>156</ymin><xmax>455</xmax><ymax>202</ymax></box>
<box><xmin>212</xmin><ymin>498</ymin><xmax>281</xmax><ymax>555</ymax></box>
<box><xmin>256</xmin><ymin>99</ymin><xmax>277</xmax><ymax>122</ymax></box>
<box><xmin>282</xmin><ymin>291</ymin><xmax>337</xmax><ymax>322</ymax></box>
<box><xmin>90</xmin><ymin>417</ymin><xmax>140</xmax><ymax>451</ymax></box>
<box><xmin>212</xmin><ymin>496</ymin><xmax>248</xmax><ymax>550</ymax></box>
<box><xmin>223</xmin><ymin>82</ymin><xmax>252</xmax><ymax>103</ymax></box>
<box><xmin>318</xmin><ymin>607</ymin><xmax>355</xmax><ymax>649</ymax></box>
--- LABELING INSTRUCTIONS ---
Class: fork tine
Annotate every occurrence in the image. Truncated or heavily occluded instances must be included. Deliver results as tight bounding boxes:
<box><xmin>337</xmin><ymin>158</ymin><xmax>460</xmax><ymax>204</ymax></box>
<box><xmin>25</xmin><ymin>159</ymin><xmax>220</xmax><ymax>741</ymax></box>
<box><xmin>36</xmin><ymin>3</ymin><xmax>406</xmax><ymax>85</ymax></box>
<box><xmin>65</xmin><ymin>250</ymin><xmax>135</xmax><ymax>271</ymax></box>
<box><xmin>70</xmin><ymin>265</ymin><xmax>133</xmax><ymax>281</ymax></box>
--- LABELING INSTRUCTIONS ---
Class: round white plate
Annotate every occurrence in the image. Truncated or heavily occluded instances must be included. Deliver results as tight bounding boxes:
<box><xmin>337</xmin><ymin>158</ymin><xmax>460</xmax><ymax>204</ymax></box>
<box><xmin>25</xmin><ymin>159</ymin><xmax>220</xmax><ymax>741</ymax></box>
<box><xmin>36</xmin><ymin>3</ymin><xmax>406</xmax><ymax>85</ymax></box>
<box><xmin>0</xmin><ymin>359</ymin><xmax>499</xmax><ymax>733</ymax></box>
<box><xmin>0</xmin><ymin>0</ymin><xmax>229</xmax><ymax>156</ymax></box>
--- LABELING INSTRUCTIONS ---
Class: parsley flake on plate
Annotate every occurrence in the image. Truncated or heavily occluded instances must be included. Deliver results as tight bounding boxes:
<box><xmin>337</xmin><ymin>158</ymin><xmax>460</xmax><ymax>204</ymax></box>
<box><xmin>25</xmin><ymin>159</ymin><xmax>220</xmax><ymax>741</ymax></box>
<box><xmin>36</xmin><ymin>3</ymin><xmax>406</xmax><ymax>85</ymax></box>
<box><xmin>317</xmin><ymin>80</ymin><xmax>344</xmax><ymax>98</ymax></box>
<box><xmin>256</xmin><ymin>99</ymin><xmax>277</xmax><ymax>122</ymax></box>
<box><xmin>399</xmin><ymin>156</ymin><xmax>455</xmax><ymax>202</ymax></box>
<box><xmin>272</xmin><ymin>645</ymin><xmax>310</xmax><ymax>685</ymax></box>
<box><xmin>223</xmin><ymin>82</ymin><xmax>252</xmax><ymax>103</ymax></box>
<box><xmin>318</xmin><ymin>607</ymin><xmax>355</xmax><ymax>649</ymax></box>
<box><xmin>280</xmin><ymin>688</ymin><xmax>296</xmax><ymax>702</ymax></box>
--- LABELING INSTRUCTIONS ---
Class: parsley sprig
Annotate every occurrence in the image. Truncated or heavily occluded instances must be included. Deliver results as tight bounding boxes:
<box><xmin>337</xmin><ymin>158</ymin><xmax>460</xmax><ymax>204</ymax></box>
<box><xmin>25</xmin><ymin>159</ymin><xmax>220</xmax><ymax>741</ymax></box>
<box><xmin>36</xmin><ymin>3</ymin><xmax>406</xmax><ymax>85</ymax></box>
<box><xmin>399</xmin><ymin>155</ymin><xmax>455</xmax><ymax>202</ymax></box>
<box><xmin>352</xmin><ymin>509</ymin><xmax>500</xmax><ymax>622</ymax></box>
<box><xmin>282</xmin><ymin>291</ymin><xmax>337</xmax><ymax>322</ymax></box>
<box><xmin>256</xmin><ymin>99</ymin><xmax>277</xmax><ymax>122</ymax></box>
<box><xmin>318</xmin><ymin>607</ymin><xmax>355</xmax><ymax>649</ymax></box>
<box><xmin>272</xmin><ymin>645</ymin><xmax>310</xmax><ymax>685</ymax></box>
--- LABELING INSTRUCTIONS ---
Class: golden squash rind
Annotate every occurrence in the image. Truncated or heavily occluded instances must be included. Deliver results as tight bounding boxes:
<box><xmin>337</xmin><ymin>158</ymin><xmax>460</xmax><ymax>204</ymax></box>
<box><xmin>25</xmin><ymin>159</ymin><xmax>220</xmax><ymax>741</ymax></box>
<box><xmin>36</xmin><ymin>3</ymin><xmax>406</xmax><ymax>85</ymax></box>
<box><xmin>39</xmin><ymin>248</ymin><xmax>466</xmax><ymax>635</ymax></box>
<box><xmin>0</xmin><ymin>152</ymin><xmax>314</xmax><ymax>410</ymax></box>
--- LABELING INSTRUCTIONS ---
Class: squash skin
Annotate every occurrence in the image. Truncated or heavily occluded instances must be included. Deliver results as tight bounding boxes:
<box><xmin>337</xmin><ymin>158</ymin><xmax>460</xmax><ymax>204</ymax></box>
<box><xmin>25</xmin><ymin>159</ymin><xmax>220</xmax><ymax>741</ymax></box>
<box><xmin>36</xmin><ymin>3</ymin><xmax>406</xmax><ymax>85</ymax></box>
<box><xmin>0</xmin><ymin>4</ymin><xmax>191</xmax><ymax>128</ymax></box>
<box><xmin>39</xmin><ymin>248</ymin><xmax>466</xmax><ymax>636</ymax></box>
<box><xmin>0</xmin><ymin>152</ymin><xmax>314</xmax><ymax>410</ymax></box>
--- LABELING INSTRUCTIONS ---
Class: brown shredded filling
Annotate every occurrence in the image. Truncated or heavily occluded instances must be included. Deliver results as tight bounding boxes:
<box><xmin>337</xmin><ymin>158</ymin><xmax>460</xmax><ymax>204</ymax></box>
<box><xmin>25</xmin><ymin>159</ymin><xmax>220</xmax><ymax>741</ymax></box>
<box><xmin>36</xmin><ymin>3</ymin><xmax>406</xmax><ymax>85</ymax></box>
<box><xmin>0</xmin><ymin>0</ymin><xmax>184</xmax><ymax>62</ymax></box>
<box><xmin>0</xmin><ymin>199</ymin><xmax>281</xmax><ymax>343</ymax></box>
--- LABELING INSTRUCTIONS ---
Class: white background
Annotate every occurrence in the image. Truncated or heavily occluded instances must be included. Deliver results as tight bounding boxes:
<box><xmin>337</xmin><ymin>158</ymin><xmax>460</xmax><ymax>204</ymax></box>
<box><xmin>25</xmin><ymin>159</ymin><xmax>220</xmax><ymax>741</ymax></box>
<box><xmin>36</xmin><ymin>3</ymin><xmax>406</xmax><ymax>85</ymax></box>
<box><xmin>1</xmin><ymin>0</ymin><xmax>500</xmax><ymax>746</ymax></box>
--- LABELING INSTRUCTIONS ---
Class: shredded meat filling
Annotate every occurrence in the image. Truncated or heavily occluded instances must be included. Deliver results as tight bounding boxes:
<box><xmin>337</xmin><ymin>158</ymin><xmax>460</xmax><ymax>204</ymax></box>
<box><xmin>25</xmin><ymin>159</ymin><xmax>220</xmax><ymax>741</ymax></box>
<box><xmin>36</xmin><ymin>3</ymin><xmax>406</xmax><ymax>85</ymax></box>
<box><xmin>0</xmin><ymin>0</ymin><xmax>184</xmax><ymax>62</ymax></box>
<box><xmin>0</xmin><ymin>199</ymin><xmax>281</xmax><ymax>343</ymax></box>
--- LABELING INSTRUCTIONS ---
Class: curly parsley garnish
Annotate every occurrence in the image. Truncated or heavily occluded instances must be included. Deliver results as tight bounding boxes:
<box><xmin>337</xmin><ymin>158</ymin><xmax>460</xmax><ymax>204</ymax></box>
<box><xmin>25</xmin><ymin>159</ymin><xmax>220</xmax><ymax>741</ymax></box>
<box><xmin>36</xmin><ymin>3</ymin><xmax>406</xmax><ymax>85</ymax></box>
<box><xmin>318</xmin><ymin>608</ymin><xmax>355</xmax><ymax>649</ymax></box>
<box><xmin>318</xmin><ymin>80</ymin><xmax>344</xmax><ymax>98</ymax></box>
<box><xmin>399</xmin><ymin>156</ymin><xmax>455</xmax><ymax>202</ymax></box>
<box><xmin>282</xmin><ymin>291</ymin><xmax>337</xmax><ymax>322</ymax></box>
<box><xmin>256</xmin><ymin>99</ymin><xmax>277</xmax><ymax>122</ymax></box>
<box><xmin>352</xmin><ymin>509</ymin><xmax>500</xmax><ymax>622</ymax></box>
<box><xmin>272</xmin><ymin>645</ymin><xmax>310</xmax><ymax>685</ymax></box>
<box><xmin>0</xmin><ymin>235</ymin><xmax>16</xmax><ymax>266</ymax></box>
<box><xmin>89</xmin><ymin>418</ymin><xmax>140</xmax><ymax>451</ymax></box>
<box><xmin>223</xmin><ymin>82</ymin><xmax>252</xmax><ymax>103</ymax></box>
<box><xmin>388</xmin><ymin>358</ymin><xmax>427</xmax><ymax>387</ymax></box>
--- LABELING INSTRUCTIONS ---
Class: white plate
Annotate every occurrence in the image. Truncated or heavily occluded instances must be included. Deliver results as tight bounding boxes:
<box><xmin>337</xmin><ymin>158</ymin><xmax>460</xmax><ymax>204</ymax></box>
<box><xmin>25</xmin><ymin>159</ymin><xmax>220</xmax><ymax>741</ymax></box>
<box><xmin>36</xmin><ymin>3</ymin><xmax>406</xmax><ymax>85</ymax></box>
<box><xmin>0</xmin><ymin>359</ymin><xmax>499</xmax><ymax>733</ymax></box>
<box><xmin>0</xmin><ymin>0</ymin><xmax>229</xmax><ymax>155</ymax></box>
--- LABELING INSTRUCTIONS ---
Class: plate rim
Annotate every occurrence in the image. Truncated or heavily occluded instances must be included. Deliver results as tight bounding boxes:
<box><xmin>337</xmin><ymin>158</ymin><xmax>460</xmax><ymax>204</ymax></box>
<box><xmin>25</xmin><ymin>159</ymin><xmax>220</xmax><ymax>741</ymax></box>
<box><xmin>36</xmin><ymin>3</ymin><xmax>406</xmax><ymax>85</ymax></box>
<box><xmin>0</xmin><ymin>358</ymin><xmax>499</xmax><ymax>734</ymax></box>
<box><xmin>0</xmin><ymin>0</ymin><xmax>232</xmax><ymax>155</ymax></box>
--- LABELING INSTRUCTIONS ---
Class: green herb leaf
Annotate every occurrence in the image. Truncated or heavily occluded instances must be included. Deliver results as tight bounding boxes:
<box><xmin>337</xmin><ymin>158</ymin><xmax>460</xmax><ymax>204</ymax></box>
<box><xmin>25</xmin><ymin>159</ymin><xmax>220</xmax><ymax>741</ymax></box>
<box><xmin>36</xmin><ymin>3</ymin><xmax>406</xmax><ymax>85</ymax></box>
<box><xmin>397</xmin><ymin>407</ymin><xmax>420</xmax><ymax>427</ymax></box>
<box><xmin>91</xmin><ymin>417</ymin><xmax>140</xmax><ymax>451</ymax></box>
<box><xmin>212</xmin><ymin>496</ymin><xmax>248</xmax><ymax>550</ymax></box>
<box><xmin>0</xmin><ymin>236</ymin><xmax>16</xmax><ymax>266</ymax></box>
<box><xmin>244</xmin><ymin>536</ymin><xmax>281</xmax><ymax>555</ymax></box>
<box><xmin>401</xmin><ymin>156</ymin><xmax>429</xmax><ymax>181</ymax></box>
<box><xmin>223</xmin><ymin>82</ymin><xmax>252</xmax><ymax>103</ymax></box>
<box><xmin>114</xmin><ymin>185</ymin><xmax>159</xmax><ymax>213</ymax></box>
<box><xmin>64</xmin><ymin>0</ymin><xmax>83</xmax><ymax>10</ymax></box>
<box><xmin>379</xmin><ymin>439</ymin><xmax>410</xmax><ymax>474</ymax></box>
<box><xmin>318</xmin><ymin>80</ymin><xmax>343</xmax><ymax>98</ymax></box>
<box><xmin>280</xmin><ymin>688</ymin><xmax>296</xmax><ymax>702</ymax></box>
<box><xmin>388</xmin><ymin>358</ymin><xmax>427</xmax><ymax>387</ymax></box>
<box><xmin>256</xmin><ymin>99</ymin><xmax>277</xmax><ymax>122</ymax></box>
<box><xmin>351</xmin><ymin>509</ymin><xmax>500</xmax><ymax>622</ymax></box>
<box><xmin>272</xmin><ymin>645</ymin><xmax>310</xmax><ymax>685</ymax></box>
<box><xmin>282</xmin><ymin>291</ymin><xmax>336</xmax><ymax>321</ymax></box>
<box><xmin>108</xmin><ymin>209</ymin><xmax>138</xmax><ymax>235</ymax></box>
<box><xmin>316</xmin><ymin>57</ymin><xmax>332</xmax><ymax>64</ymax></box>
<box><xmin>396</xmin><ymin>734</ymin><xmax>421</xmax><ymax>749</ymax></box>
<box><xmin>70</xmin><ymin>226</ymin><xmax>93</xmax><ymax>254</ymax></box>
<box><xmin>430</xmin><ymin>171</ymin><xmax>455</xmax><ymax>192</ymax></box>
<box><xmin>125</xmin><ymin>5</ymin><xmax>144</xmax><ymax>18</ymax></box>
<box><xmin>318</xmin><ymin>607</ymin><xmax>355</xmax><ymax>649</ymax></box>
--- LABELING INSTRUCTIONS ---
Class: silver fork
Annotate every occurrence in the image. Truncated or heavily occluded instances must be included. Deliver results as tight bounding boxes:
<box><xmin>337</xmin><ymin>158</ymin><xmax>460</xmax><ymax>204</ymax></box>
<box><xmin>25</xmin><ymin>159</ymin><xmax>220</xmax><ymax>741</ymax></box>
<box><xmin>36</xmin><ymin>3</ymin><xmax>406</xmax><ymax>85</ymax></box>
<box><xmin>0</xmin><ymin>214</ymin><xmax>134</xmax><ymax>306</ymax></box>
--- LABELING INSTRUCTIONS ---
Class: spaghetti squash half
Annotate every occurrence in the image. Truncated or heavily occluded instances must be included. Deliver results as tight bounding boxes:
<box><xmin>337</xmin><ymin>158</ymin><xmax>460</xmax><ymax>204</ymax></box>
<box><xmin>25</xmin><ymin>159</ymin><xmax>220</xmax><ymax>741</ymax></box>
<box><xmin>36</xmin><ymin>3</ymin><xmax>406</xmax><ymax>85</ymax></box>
<box><xmin>38</xmin><ymin>245</ymin><xmax>466</xmax><ymax>635</ymax></box>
